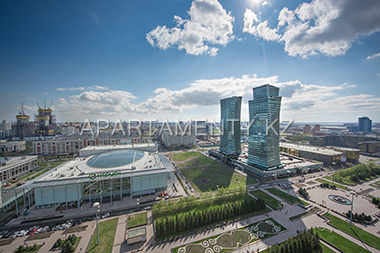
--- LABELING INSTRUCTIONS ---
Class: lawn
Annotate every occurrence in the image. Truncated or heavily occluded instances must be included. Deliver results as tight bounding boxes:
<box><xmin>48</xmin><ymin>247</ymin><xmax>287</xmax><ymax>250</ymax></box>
<box><xmin>177</xmin><ymin>153</ymin><xmax>255</xmax><ymax>192</ymax></box>
<box><xmin>171</xmin><ymin>152</ymin><xmax>202</xmax><ymax>162</ymax></box>
<box><xmin>266</xmin><ymin>188</ymin><xmax>307</xmax><ymax>206</ymax></box>
<box><xmin>324</xmin><ymin>213</ymin><xmax>380</xmax><ymax>250</ymax></box>
<box><xmin>314</xmin><ymin>227</ymin><xmax>370</xmax><ymax>253</ymax></box>
<box><xmin>127</xmin><ymin>212</ymin><xmax>148</xmax><ymax>228</ymax></box>
<box><xmin>87</xmin><ymin>218</ymin><xmax>118</xmax><ymax>253</ymax></box>
<box><xmin>250</xmin><ymin>190</ymin><xmax>282</xmax><ymax>209</ymax></box>
<box><xmin>315</xmin><ymin>178</ymin><xmax>349</xmax><ymax>190</ymax></box>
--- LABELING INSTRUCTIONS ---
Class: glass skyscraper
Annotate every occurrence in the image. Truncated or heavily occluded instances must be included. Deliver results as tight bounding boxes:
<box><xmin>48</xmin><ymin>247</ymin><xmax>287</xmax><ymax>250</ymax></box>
<box><xmin>248</xmin><ymin>84</ymin><xmax>282</xmax><ymax>170</ymax></box>
<box><xmin>220</xmin><ymin>96</ymin><xmax>242</xmax><ymax>155</ymax></box>
<box><xmin>358</xmin><ymin>117</ymin><xmax>372</xmax><ymax>133</ymax></box>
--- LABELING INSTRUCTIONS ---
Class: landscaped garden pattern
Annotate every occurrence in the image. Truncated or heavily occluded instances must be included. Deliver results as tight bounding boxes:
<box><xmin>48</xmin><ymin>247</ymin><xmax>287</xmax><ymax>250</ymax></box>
<box><xmin>266</xmin><ymin>188</ymin><xmax>307</xmax><ymax>206</ymax></box>
<box><xmin>170</xmin><ymin>152</ymin><xmax>255</xmax><ymax>192</ymax></box>
<box><xmin>314</xmin><ymin>227</ymin><xmax>370</xmax><ymax>253</ymax></box>
<box><xmin>173</xmin><ymin>218</ymin><xmax>285</xmax><ymax>253</ymax></box>
<box><xmin>250</xmin><ymin>190</ymin><xmax>282</xmax><ymax>209</ymax></box>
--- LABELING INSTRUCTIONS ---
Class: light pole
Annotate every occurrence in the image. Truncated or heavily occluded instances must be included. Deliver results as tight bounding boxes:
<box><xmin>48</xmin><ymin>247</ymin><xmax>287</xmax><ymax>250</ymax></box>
<box><xmin>287</xmin><ymin>170</ymin><xmax>291</xmax><ymax>197</ymax></box>
<box><xmin>92</xmin><ymin>202</ymin><xmax>101</xmax><ymax>245</ymax></box>
<box><xmin>349</xmin><ymin>191</ymin><xmax>355</xmax><ymax>228</ymax></box>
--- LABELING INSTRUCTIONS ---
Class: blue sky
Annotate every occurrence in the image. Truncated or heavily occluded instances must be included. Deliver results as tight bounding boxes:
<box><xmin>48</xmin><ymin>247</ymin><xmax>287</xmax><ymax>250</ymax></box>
<box><xmin>0</xmin><ymin>0</ymin><xmax>379</xmax><ymax>123</ymax></box>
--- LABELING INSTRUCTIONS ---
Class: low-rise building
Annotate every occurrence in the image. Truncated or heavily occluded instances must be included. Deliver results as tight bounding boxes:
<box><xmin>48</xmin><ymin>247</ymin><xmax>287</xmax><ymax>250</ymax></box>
<box><xmin>0</xmin><ymin>155</ymin><xmax>38</xmax><ymax>181</ymax></box>
<box><xmin>0</xmin><ymin>141</ymin><xmax>26</xmax><ymax>153</ymax></box>
<box><xmin>279</xmin><ymin>142</ymin><xmax>343</xmax><ymax>167</ymax></box>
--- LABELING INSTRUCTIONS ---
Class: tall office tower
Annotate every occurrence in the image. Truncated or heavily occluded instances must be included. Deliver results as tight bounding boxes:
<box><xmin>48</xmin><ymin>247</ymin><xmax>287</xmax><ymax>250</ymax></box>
<box><xmin>358</xmin><ymin>117</ymin><xmax>372</xmax><ymax>133</ymax></box>
<box><xmin>248</xmin><ymin>84</ymin><xmax>282</xmax><ymax>170</ymax></box>
<box><xmin>220</xmin><ymin>96</ymin><xmax>242</xmax><ymax>155</ymax></box>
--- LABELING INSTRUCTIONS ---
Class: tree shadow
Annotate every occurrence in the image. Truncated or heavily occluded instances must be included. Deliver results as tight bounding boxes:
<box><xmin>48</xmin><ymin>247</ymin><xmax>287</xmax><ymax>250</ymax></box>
<box><xmin>350</xmin><ymin>227</ymin><xmax>370</xmax><ymax>251</ymax></box>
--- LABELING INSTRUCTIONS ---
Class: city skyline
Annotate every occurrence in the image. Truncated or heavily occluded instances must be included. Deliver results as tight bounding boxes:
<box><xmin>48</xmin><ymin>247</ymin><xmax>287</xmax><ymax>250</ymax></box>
<box><xmin>0</xmin><ymin>0</ymin><xmax>380</xmax><ymax>123</ymax></box>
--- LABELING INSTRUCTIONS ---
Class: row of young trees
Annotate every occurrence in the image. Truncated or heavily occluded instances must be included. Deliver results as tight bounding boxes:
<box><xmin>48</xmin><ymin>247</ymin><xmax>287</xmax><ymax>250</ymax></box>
<box><xmin>298</xmin><ymin>188</ymin><xmax>309</xmax><ymax>199</ymax></box>
<box><xmin>14</xmin><ymin>244</ymin><xmax>40</xmax><ymax>253</ymax></box>
<box><xmin>267</xmin><ymin>229</ymin><xmax>321</xmax><ymax>253</ymax></box>
<box><xmin>371</xmin><ymin>196</ymin><xmax>380</xmax><ymax>209</ymax></box>
<box><xmin>152</xmin><ymin>186</ymin><xmax>246</xmax><ymax>217</ymax></box>
<box><xmin>319</xmin><ymin>183</ymin><xmax>336</xmax><ymax>189</ymax></box>
<box><xmin>53</xmin><ymin>234</ymin><xmax>78</xmax><ymax>253</ymax></box>
<box><xmin>154</xmin><ymin>197</ymin><xmax>266</xmax><ymax>238</ymax></box>
<box><xmin>345</xmin><ymin>210</ymin><xmax>372</xmax><ymax>222</ymax></box>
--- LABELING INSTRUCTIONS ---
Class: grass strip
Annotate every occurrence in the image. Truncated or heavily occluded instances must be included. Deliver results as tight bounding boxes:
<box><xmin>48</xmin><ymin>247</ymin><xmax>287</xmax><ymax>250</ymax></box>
<box><xmin>62</xmin><ymin>225</ymin><xmax>88</xmax><ymax>234</ymax></box>
<box><xmin>314</xmin><ymin>227</ymin><xmax>370</xmax><ymax>253</ymax></box>
<box><xmin>324</xmin><ymin>213</ymin><xmax>380</xmax><ymax>250</ymax></box>
<box><xmin>315</xmin><ymin>178</ymin><xmax>349</xmax><ymax>190</ymax></box>
<box><xmin>250</xmin><ymin>190</ymin><xmax>281</xmax><ymax>209</ymax></box>
<box><xmin>266</xmin><ymin>188</ymin><xmax>307</xmax><ymax>206</ymax></box>
<box><xmin>25</xmin><ymin>232</ymin><xmax>53</xmax><ymax>241</ymax></box>
<box><xmin>87</xmin><ymin>218</ymin><xmax>118</xmax><ymax>253</ymax></box>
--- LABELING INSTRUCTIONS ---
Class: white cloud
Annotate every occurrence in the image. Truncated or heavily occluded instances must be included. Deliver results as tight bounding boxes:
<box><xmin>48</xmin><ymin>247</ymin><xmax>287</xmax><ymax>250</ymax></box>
<box><xmin>55</xmin><ymin>75</ymin><xmax>380</xmax><ymax>122</ymax></box>
<box><xmin>243</xmin><ymin>10</ymin><xmax>280</xmax><ymax>41</ymax></box>
<box><xmin>377</xmin><ymin>73</ymin><xmax>380</xmax><ymax>78</ymax></box>
<box><xmin>243</xmin><ymin>0</ymin><xmax>380</xmax><ymax>58</ymax></box>
<box><xmin>367</xmin><ymin>52</ymin><xmax>380</xmax><ymax>60</ymax></box>
<box><xmin>90</xmin><ymin>12</ymin><xmax>99</xmax><ymax>24</ymax></box>
<box><xmin>146</xmin><ymin>0</ymin><xmax>235</xmax><ymax>56</ymax></box>
<box><xmin>56</xmin><ymin>85</ymin><xmax>108</xmax><ymax>92</ymax></box>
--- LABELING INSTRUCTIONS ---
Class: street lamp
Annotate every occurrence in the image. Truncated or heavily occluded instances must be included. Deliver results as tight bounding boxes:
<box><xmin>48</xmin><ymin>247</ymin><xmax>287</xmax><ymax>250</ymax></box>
<box><xmin>349</xmin><ymin>191</ymin><xmax>356</xmax><ymax>228</ymax></box>
<box><xmin>287</xmin><ymin>170</ymin><xmax>291</xmax><ymax>197</ymax></box>
<box><xmin>92</xmin><ymin>202</ymin><xmax>101</xmax><ymax>245</ymax></box>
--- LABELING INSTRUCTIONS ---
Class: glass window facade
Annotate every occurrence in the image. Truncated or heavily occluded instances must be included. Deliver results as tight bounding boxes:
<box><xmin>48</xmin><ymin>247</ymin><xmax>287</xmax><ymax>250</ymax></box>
<box><xmin>220</xmin><ymin>96</ymin><xmax>242</xmax><ymax>155</ymax></box>
<box><xmin>248</xmin><ymin>84</ymin><xmax>282</xmax><ymax>170</ymax></box>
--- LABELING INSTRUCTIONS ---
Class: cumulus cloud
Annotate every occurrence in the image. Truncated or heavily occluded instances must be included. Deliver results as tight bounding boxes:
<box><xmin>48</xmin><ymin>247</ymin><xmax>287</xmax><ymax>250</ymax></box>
<box><xmin>243</xmin><ymin>0</ymin><xmax>380</xmax><ymax>58</ymax></box>
<box><xmin>54</xmin><ymin>75</ymin><xmax>380</xmax><ymax>122</ymax></box>
<box><xmin>243</xmin><ymin>10</ymin><xmax>280</xmax><ymax>41</ymax></box>
<box><xmin>56</xmin><ymin>85</ymin><xmax>108</xmax><ymax>92</ymax></box>
<box><xmin>367</xmin><ymin>52</ymin><xmax>380</xmax><ymax>60</ymax></box>
<box><xmin>146</xmin><ymin>0</ymin><xmax>234</xmax><ymax>56</ymax></box>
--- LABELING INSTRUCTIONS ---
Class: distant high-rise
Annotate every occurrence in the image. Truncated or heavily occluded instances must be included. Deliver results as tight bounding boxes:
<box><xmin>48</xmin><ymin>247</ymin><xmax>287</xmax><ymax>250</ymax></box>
<box><xmin>248</xmin><ymin>84</ymin><xmax>282</xmax><ymax>170</ymax></box>
<box><xmin>220</xmin><ymin>96</ymin><xmax>242</xmax><ymax>155</ymax></box>
<box><xmin>358</xmin><ymin>117</ymin><xmax>372</xmax><ymax>133</ymax></box>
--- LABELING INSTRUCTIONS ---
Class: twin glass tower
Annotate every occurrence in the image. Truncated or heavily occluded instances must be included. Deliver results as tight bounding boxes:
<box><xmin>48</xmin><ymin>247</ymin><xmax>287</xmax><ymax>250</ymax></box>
<box><xmin>220</xmin><ymin>84</ymin><xmax>282</xmax><ymax>170</ymax></box>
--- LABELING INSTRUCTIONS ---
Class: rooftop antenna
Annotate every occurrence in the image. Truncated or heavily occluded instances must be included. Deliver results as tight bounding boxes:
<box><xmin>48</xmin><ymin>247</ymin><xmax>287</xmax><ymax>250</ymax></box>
<box><xmin>43</xmin><ymin>99</ymin><xmax>46</xmax><ymax>109</ymax></box>
<box><xmin>37</xmin><ymin>102</ymin><xmax>41</xmax><ymax>110</ymax></box>
<box><xmin>19</xmin><ymin>101</ymin><xmax>25</xmax><ymax>115</ymax></box>
<box><xmin>49</xmin><ymin>100</ymin><xmax>53</xmax><ymax>109</ymax></box>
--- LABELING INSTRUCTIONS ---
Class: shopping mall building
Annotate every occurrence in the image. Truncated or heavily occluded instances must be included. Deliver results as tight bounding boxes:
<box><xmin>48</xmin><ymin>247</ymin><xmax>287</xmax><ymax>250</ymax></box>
<box><xmin>25</xmin><ymin>144</ymin><xmax>176</xmax><ymax>209</ymax></box>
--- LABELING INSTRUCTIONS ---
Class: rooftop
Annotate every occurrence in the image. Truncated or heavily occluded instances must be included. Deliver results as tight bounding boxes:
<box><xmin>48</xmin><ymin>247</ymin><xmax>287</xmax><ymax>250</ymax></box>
<box><xmin>280</xmin><ymin>142</ymin><xmax>342</xmax><ymax>156</ymax></box>
<box><xmin>0</xmin><ymin>155</ymin><xmax>37</xmax><ymax>169</ymax></box>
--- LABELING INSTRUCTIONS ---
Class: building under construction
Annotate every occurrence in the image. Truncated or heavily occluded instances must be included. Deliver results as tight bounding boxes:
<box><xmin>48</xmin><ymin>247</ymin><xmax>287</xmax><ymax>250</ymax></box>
<box><xmin>35</xmin><ymin>100</ymin><xmax>56</xmax><ymax>136</ymax></box>
<box><xmin>11</xmin><ymin>102</ymin><xmax>35</xmax><ymax>140</ymax></box>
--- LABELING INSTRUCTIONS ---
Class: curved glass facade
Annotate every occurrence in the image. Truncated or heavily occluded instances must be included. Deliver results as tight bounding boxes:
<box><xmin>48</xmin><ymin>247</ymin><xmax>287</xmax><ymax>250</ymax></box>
<box><xmin>87</xmin><ymin>150</ymin><xmax>144</xmax><ymax>168</ymax></box>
